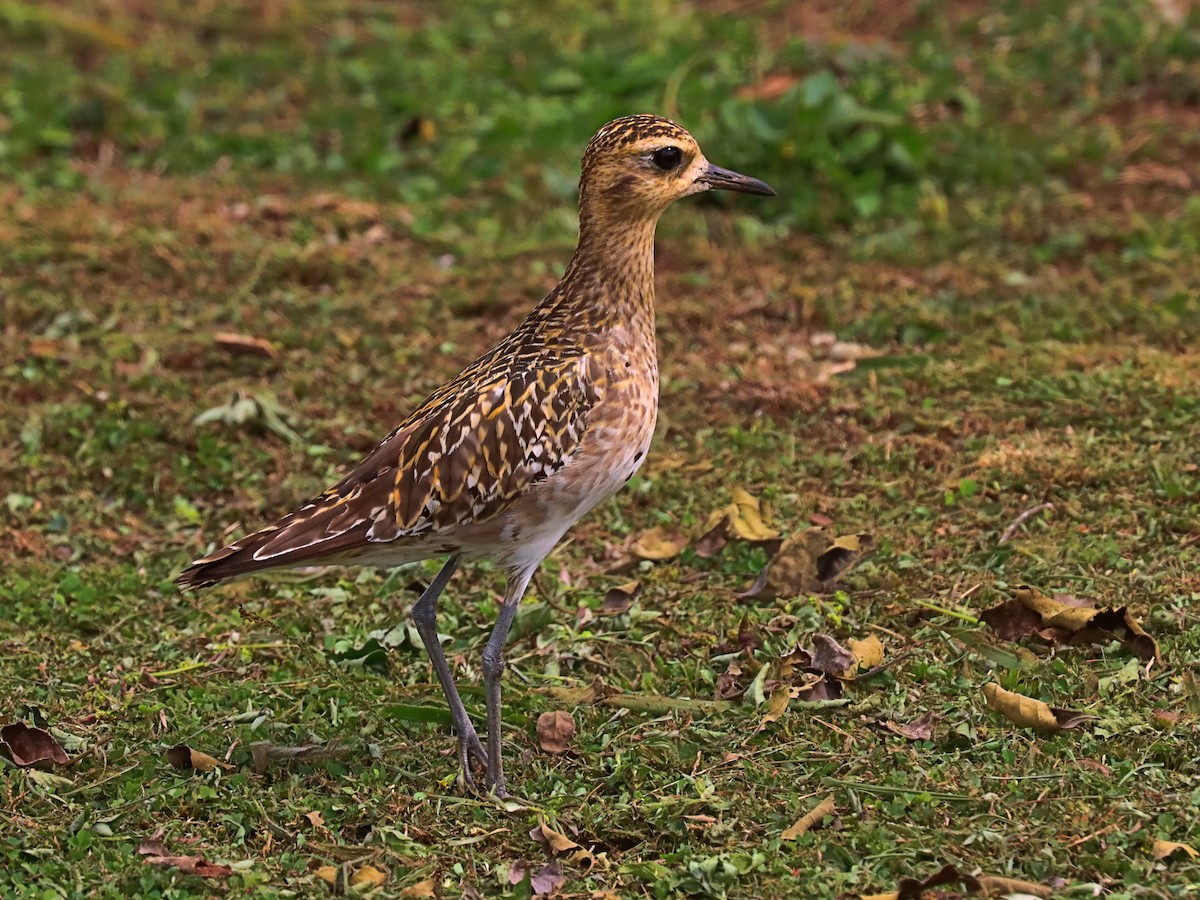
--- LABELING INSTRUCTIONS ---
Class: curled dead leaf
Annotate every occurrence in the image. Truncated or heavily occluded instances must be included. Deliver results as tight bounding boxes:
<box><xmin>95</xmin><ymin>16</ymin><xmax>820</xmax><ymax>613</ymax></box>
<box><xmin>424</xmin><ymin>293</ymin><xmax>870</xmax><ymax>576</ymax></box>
<box><xmin>699</xmin><ymin>488</ymin><xmax>781</xmax><ymax>558</ymax></box>
<box><xmin>249</xmin><ymin>740</ymin><xmax>333</xmax><ymax>775</ymax></box>
<box><xmin>600</xmin><ymin>581</ymin><xmax>640</xmax><ymax>615</ymax></box>
<box><xmin>810</xmin><ymin>634</ymin><xmax>858</xmax><ymax>681</ymax></box>
<box><xmin>737</xmin><ymin>528</ymin><xmax>873</xmax><ymax>601</ymax></box>
<box><xmin>883</xmin><ymin>711</ymin><xmax>937</xmax><ymax>741</ymax></box>
<box><xmin>1152</xmin><ymin>839</ymin><xmax>1199</xmax><ymax>861</ymax></box>
<box><xmin>142</xmin><ymin>853</ymin><xmax>233</xmax><ymax>879</ymax></box>
<box><xmin>530</xmin><ymin>818</ymin><xmax>581</xmax><ymax>855</ymax></box>
<box><xmin>849</xmin><ymin>635</ymin><xmax>885</xmax><ymax>670</ymax></box>
<box><xmin>399</xmin><ymin>879</ymin><xmax>438</xmax><ymax>898</ymax></box>
<box><xmin>781</xmin><ymin>794</ymin><xmax>835</xmax><ymax>840</ymax></box>
<box><xmin>351</xmin><ymin>865</ymin><xmax>388</xmax><ymax>888</ymax></box>
<box><xmin>536</xmin><ymin>710</ymin><xmax>575</xmax><ymax>755</ymax></box>
<box><xmin>757</xmin><ymin>684</ymin><xmax>793</xmax><ymax>731</ymax></box>
<box><xmin>509</xmin><ymin>859</ymin><xmax>565</xmax><ymax>896</ymax></box>
<box><xmin>630</xmin><ymin>526</ymin><xmax>686</xmax><ymax>561</ymax></box>
<box><xmin>983</xmin><ymin>682</ymin><xmax>1092</xmax><ymax>733</ymax></box>
<box><xmin>975</xmin><ymin>875</ymin><xmax>1053</xmax><ymax>897</ymax></box>
<box><xmin>213</xmin><ymin>332</ymin><xmax>279</xmax><ymax>360</ymax></box>
<box><xmin>0</xmin><ymin>722</ymin><xmax>70</xmax><ymax>768</ymax></box>
<box><xmin>165</xmin><ymin>744</ymin><xmax>228</xmax><ymax>772</ymax></box>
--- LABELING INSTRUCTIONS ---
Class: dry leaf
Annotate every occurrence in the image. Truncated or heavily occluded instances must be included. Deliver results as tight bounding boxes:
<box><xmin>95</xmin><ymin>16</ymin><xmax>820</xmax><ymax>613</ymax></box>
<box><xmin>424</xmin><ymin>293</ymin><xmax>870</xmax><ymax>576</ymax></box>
<box><xmin>630</xmin><ymin>526</ymin><xmax>686</xmax><ymax>561</ymax></box>
<box><xmin>304</xmin><ymin>811</ymin><xmax>325</xmax><ymax>828</ymax></box>
<box><xmin>0</xmin><ymin>722</ymin><xmax>70</xmax><ymax>767</ymax></box>
<box><xmin>980</xmin><ymin>585</ymin><xmax>1160</xmax><ymax>662</ymax></box>
<box><xmin>983</xmin><ymin>683</ymin><xmax>1092</xmax><ymax>732</ymax></box>
<box><xmin>737</xmin><ymin>528</ymin><xmax>874</xmax><ymax>601</ymax></box>
<box><xmin>699</xmin><ymin>488</ymin><xmax>781</xmax><ymax>556</ymax></box>
<box><xmin>351</xmin><ymin>865</ymin><xmax>388</xmax><ymax>888</ymax></box>
<box><xmin>249</xmin><ymin>741</ymin><xmax>332</xmax><ymax>774</ymax></box>
<box><xmin>142</xmin><ymin>854</ymin><xmax>233</xmax><ymax>879</ymax></box>
<box><xmin>975</xmin><ymin>875</ymin><xmax>1053</xmax><ymax>897</ymax></box>
<box><xmin>781</xmin><ymin>794</ymin><xmax>835</xmax><ymax>839</ymax></box>
<box><xmin>530</xmin><ymin>819</ymin><xmax>580</xmax><ymax>855</ymax></box>
<box><xmin>1152</xmin><ymin>839</ymin><xmax>1199</xmax><ymax>861</ymax></box>
<box><xmin>316</xmin><ymin>865</ymin><xmax>339</xmax><ymax>886</ymax></box>
<box><xmin>810</xmin><ymin>634</ymin><xmax>858</xmax><ymax>681</ymax></box>
<box><xmin>399</xmin><ymin>879</ymin><xmax>437</xmax><ymax>898</ymax></box>
<box><xmin>213</xmin><ymin>332</ymin><xmax>279</xmax><ymax>360</ymax></box>
<box><xmin>600</xmin><ymin>581</ymin><xmax>640</xmax><ymax>615</ymax></box>
<box><xmin>727</xmin><ymin>488</ymin><xmax>780</xmax><ymax>542</ymax></box>
<box><xmin>849</xmin><ymin>635</ymin><xmax>885</xmax><ymax>670</ymax></box>
<box><xmin>509</xmin><ymin>860</ymin><xmax>566</xmax><ymax>896</ymax></box>
<box><xmin>536</xmin><ymin>711</ymin><xmax>575</xmax><ymax>755</ymax></box>
<box><xmin>757</xmin><ymin>684</ymin><xmax>793</xmax><ymax>731</ymax></box>
<box><xmin>165</xmin><ymin>744</ymin><xmax>227</xmax><ymax>772</ymax></box>
<box><xmin>884</xmin><ymin>711</ymin><xmax>937</xmax><ymax>741</ymax></box>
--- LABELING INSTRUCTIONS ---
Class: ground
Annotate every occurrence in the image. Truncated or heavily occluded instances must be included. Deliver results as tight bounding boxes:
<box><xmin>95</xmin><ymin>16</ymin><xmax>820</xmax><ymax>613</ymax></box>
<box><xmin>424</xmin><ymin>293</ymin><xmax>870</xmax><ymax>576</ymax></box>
<box><xmin>2</xmin><ymin>0</ymin><xmax>1200</xmax><ymax>897</ymax></box>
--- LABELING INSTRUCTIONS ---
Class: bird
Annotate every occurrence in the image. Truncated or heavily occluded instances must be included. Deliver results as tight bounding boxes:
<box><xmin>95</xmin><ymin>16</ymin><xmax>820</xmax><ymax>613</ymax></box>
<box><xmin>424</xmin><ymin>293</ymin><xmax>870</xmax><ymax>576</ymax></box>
<box><xmin>176</xmin><ymin>114</ymin><xmax>775</xmax><ymax>794</ymax></box>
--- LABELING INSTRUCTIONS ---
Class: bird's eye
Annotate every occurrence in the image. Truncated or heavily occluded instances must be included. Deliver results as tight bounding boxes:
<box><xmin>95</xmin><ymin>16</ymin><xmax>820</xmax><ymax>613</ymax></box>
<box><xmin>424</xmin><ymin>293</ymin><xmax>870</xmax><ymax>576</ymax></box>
<box><xmin>651</xmin><ymin>146</ymin><xmax>683</xmax><ymax>171</ymax></box>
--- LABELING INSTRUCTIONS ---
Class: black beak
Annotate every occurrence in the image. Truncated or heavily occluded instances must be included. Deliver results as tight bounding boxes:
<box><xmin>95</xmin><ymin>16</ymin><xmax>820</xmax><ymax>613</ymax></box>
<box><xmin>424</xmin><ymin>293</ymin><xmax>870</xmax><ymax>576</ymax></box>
<box><xmin>698</xmin><ymin>163</ymin><xmax>776</xmax><ymax>197</ymax></box>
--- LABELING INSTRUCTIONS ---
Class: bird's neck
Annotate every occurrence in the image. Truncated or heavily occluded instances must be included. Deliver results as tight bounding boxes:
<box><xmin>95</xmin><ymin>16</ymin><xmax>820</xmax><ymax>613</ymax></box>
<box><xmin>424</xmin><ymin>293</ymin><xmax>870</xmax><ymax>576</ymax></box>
<box><xmin>551</xmin><ymin>211</ymin><xmax>659</xmax><ymax>332</ymax></box>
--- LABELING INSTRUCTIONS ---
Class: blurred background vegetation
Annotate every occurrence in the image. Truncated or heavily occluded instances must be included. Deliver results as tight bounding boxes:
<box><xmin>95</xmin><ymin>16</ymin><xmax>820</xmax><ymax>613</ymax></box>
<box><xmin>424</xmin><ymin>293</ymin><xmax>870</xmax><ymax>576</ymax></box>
<box><xmin>4</xmin><ymin>0</ymin><xmax>1198</xmax><ymax>246</ymax></box>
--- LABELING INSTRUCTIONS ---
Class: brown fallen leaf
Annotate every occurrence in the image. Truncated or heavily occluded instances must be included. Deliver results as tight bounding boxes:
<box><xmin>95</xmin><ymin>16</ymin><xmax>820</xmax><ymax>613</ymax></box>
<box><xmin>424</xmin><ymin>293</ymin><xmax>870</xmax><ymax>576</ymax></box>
<box><xmin>536</xmin><ymin>711</ymin><xmax>575</xmax><ymax>755</ymax></box>
<box><xmin>697</xmin><ymin>488</ymin><xmax>782</xmax><ymax>559</ymax></box>
<box><xmin>810</xmin><ymin>634</ymin><xmax>858</xmax><ymax>681</ymax></box>
<box><xmin>0</xmin><ymin>722</ymin><xmax>70</xmax><ymax>768</ymax></box>
<box><xmin>249</xmin><ymin>741</ymin><xmax>334</xmax><ymax>774</ymax></box>
<box><xmin>599</xmin><ymin>581</ymin><xmax>640</xmax><ymax>615</ymax></box>
<box><xmin>849</xmin><ymin>635</ymin><xmax>885</xmax><ymax>670</ymax></box>
<box><xmin>303</xmin><ymin>810</ymin><xmax>325</xmax><ymax>828</ymax></box>
<box><xmin>399</xmin><ymin>879</ymin><xmax>437</xmax><ymax>898</ymax></box>
<box><xmin>509</xmin><ymin>860</ymin><xmax>565</xmax><ymax>896</ymax></box>
<box><xmin>630</xmin><ymin>526</ymin><xmax>687</xmax><ymax>561</ymax></box>
<box><xmin>980</xmin><ymin>585</ymin><xmax>1160</xmax><ymax>662</ymax></box>
<box><xmin>884</xmin><ymin>711</ymin><xmax>938</xmax><ymax>741</ymax></box>
<box><xmin>975</xmin><ymin>875</ymin><xmax>1053</xmax><ymax>897</ymax></box>
<box><xmin>137</xmin><ymin>838</ymin><xmax>169</xmax><ymax>857</ymax></box>
<box><xmin>983</xmin><ymin>683</ymin><xmax>1093</xmax><ymax>732</ymax></box>
<box><xmin>142</xmin><ymin>854</ymin><xmax>233</xmax><ymax>879</ymax></box>
<box><xmin>1152</xmin><ymin>839</ymin><xmax>1199</xmax><ymax>861</ymax></box>
<box><xmin>737</xmin><ymin>528</ymin><xmax>873</xmax><ymax>601</ymax></box>
<box><xmin>781</xmin><ymin>794</ymin><xmax>835</xmax><ymax>840</ymax></box>
<box><xmin>213</xmin><ymin>332</ymin><xmax>279</xmax><ymax>360</ymax></box>
<box><xmin>165</xmin><ymin>744</ymin><xmax>228</xmax><ymax>772</ymax></box>
<box><xmin>529</xmin><ymin>818</ymin><xmax>596</xmax><ymax>870</ymax></box>
<box><xmin>351</xmin><ymin>865</ymin><xmax>388</xmax><ymax>888</ymax></box>
<box><xmin>757</xmin><ymin>684</ymin><xmax>793</xmax><ymax>731</ymax></box>
<box><xmin>316</xmin><ymin>865</ymin><xmax>340</xmax><ymax>887</ymax></box>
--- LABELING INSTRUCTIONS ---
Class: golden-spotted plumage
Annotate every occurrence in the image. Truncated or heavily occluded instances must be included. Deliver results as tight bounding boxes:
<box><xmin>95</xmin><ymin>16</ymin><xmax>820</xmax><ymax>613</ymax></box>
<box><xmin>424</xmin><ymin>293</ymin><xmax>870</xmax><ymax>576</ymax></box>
<box><xmin>177</xmin><ymin>114</ymin><xmax>774</xmax><ymax>793</ymax></box>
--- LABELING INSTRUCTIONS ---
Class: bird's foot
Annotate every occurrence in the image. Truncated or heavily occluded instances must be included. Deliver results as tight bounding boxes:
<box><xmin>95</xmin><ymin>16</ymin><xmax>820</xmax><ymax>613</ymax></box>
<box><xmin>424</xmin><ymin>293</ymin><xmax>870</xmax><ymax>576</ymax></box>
<box><xmin>457</xmin><ymin>725</ymin><xmax>488</xmax><ymax>789</ymax></box>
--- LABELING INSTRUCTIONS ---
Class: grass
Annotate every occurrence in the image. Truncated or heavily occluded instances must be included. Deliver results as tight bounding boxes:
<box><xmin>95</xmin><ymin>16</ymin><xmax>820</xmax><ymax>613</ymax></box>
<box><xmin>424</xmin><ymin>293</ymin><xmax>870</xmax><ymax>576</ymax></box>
<box><xmin>2</xmin><ymin>0</ymin><xmax>1200</xmax><ymax>896</ymax></box>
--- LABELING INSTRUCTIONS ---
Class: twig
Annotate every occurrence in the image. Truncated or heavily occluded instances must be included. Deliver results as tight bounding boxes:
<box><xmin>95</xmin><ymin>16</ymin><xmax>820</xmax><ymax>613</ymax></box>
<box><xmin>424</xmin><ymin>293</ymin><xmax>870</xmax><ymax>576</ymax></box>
<box><xmin>999</xmin><ymin>502</ymin><xmax>1055</xmax><ymax>544</ymax></box>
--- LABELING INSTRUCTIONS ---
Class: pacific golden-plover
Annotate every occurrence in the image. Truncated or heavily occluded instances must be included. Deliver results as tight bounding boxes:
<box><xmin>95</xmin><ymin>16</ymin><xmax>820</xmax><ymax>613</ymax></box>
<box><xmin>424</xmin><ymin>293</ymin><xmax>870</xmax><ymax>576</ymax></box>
<box><xmin>177</xmin><ymin>114</ymin><xmax>775</xmax><ymax>793</ymax></box>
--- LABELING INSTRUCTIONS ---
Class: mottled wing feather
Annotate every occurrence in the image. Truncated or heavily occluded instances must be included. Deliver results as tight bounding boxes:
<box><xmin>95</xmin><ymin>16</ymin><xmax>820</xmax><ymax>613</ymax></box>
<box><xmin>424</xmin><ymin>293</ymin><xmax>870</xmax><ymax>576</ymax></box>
<box><xmin>175</xmin><ymin>354</ymin><xmax>597</xmax><ymax>587</ymax></box>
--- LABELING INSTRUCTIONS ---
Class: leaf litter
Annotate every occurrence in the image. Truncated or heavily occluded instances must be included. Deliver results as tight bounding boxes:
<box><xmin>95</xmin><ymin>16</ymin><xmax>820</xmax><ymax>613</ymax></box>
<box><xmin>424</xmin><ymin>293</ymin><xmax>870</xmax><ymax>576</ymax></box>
<box><xmin>979</xmin><ymin>585</ymin><xmax>1159</xmax><ymax>662</ymax></box>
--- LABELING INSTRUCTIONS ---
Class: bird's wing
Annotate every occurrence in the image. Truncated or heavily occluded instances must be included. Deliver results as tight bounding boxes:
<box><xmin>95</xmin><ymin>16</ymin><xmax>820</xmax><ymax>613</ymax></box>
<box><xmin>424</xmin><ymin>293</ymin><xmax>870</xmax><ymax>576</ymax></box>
<box><xmin>176</xmin><ymin>353</ymin><xmax>599</xmax><ymax>586</ymax></box>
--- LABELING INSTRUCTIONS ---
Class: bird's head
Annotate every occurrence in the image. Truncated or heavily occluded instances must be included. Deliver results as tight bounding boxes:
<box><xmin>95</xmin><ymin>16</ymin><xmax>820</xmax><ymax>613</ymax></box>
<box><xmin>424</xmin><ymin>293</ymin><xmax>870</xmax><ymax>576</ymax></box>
<box><xmin>578</xmin><ymin>114</ymin><xmax>775</xmax><ymax>223</ymax></box>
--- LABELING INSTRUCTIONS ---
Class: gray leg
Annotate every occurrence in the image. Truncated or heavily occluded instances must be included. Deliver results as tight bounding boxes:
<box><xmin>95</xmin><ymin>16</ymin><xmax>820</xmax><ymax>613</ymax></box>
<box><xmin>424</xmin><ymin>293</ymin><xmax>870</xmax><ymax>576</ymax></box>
<box><xmin>480</xmin><ymin>567</ymin><xmax>535</xmax><ymax>795</ymax></box>
<box><xmin>410</xmin><ymin>556</ymin><xmax>486</xmax><ymax>785</ymax></box>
